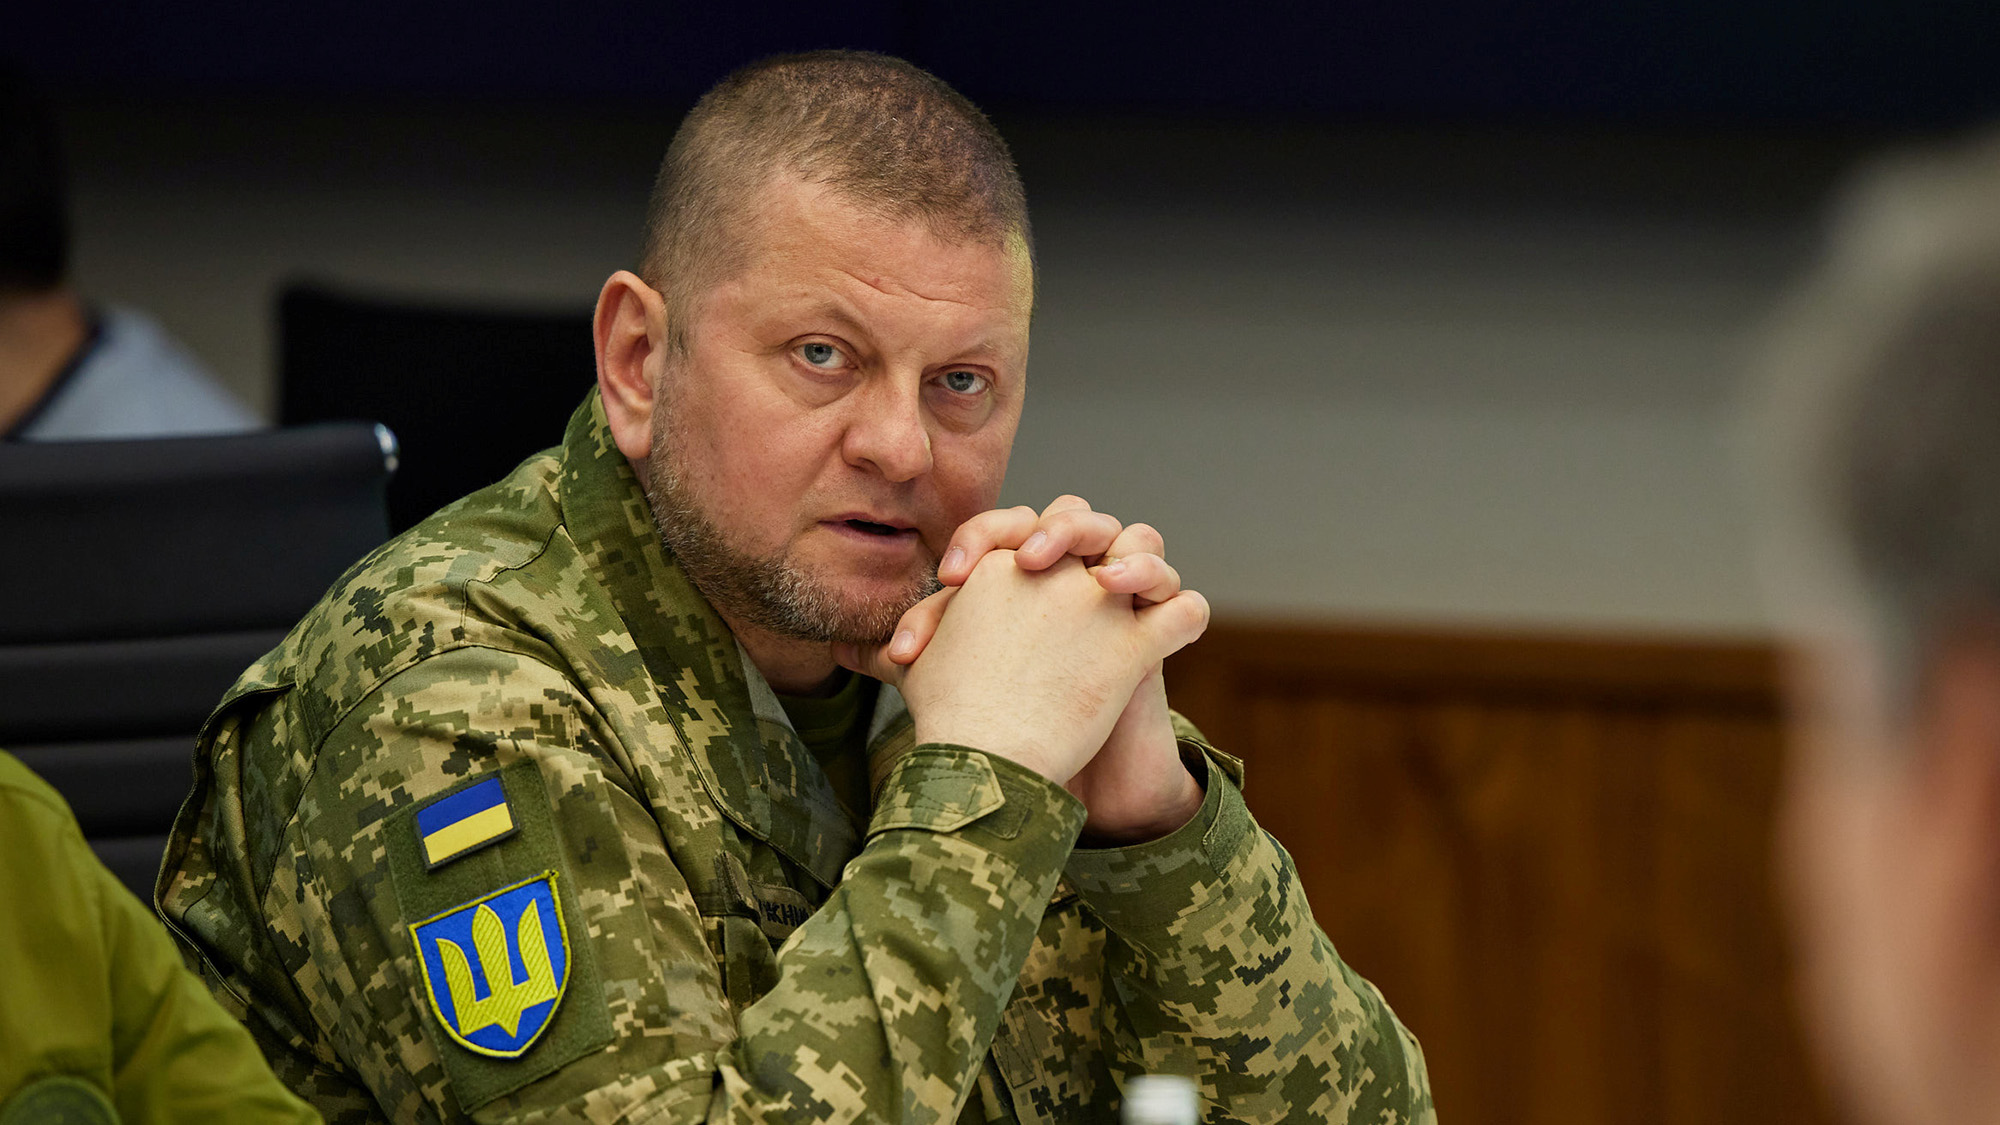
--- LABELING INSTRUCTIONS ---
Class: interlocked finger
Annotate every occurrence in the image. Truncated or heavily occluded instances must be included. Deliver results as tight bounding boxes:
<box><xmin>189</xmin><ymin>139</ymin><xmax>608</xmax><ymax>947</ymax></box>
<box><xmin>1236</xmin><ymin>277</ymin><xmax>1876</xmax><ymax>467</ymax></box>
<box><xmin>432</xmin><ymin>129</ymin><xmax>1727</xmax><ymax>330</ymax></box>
<box><xmin>1092</xmin><ymin>552</ymin><xmax>1180</xmax><ymax>607</ymax></box>
<box><xmin>1017</xmin><ymin>507</ymin><xmax>1125</xmax><ymax>570</ymax></box>
<box><xmin>1105</xmin><ymin>521</ymin><xmax>1166</xmax><ymax>563</ymax></box>
<box><xmin>938</xmin><ymin>506</ymin><xmax>1041</xmax><ymax>585</ymax></box>
<box><xmin>1135</xmin><ymin>588</ymin><xmax>1212</xmax><ymax>661</ymax></box>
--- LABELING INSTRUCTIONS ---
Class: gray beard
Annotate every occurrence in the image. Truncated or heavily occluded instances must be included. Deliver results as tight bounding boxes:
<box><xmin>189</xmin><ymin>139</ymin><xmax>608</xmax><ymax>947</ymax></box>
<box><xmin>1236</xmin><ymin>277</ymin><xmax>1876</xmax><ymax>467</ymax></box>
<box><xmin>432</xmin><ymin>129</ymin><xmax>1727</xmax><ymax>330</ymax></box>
<box><xmin>640</xmin><ymin>435</ymin><xmax>940</xmax><ymax>646</ymax></box>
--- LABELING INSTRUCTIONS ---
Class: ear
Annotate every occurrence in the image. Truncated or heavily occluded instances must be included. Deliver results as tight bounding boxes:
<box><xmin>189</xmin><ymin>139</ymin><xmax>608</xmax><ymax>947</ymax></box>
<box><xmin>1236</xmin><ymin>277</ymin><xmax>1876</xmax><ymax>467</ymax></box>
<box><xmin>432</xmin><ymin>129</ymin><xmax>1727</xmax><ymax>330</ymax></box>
<box><xmin>1909</xmin><ymin>623</ymin><xmax>2000</xmax><ymax>1016</ymax></box>
<box><xmin>593</xmin><ymin>270</ymin><xmax>669</xmax><ymax>462</ymax></box>
<box><xmin>1916</xmin><ymin>623</ymin><xmax>2000</xmax><ymax>833</ymax></box>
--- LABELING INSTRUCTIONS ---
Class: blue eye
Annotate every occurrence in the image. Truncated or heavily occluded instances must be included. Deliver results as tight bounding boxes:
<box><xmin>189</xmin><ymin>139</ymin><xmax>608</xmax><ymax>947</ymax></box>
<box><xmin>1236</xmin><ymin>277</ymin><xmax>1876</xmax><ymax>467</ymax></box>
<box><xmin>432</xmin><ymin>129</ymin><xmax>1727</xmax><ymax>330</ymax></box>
<box><xmin>941</xmin><ymin>370</ymin><xmax>987</xmax><ymax>395</ymax></box>
<box><xmin>799</xmin><ymin>342</ymin><xmax>841</xmax><ymax>368</ymax></box>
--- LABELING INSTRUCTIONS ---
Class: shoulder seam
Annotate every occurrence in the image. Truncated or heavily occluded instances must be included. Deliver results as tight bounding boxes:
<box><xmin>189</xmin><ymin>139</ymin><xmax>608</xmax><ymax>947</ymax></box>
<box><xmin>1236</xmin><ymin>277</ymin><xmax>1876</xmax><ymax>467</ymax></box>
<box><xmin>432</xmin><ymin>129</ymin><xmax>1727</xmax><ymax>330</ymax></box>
<box><xmin>0</xmin><ymin>783</ymin><xmax>87</xmax><ymax>845</ymax></box>
<box><xmin>454</xmin><ymin>518</ymin><xmax>566</xmax><ymax>659</ymax></box>
<box><xmin>270</xmin><ymin>512</ymin><xmax>573</xmax><ymax>861</ymax></box>
<box><xmin>297</xmin><ymin>516</ymin><xmax>569</xmax><ymax>770</ymax></box>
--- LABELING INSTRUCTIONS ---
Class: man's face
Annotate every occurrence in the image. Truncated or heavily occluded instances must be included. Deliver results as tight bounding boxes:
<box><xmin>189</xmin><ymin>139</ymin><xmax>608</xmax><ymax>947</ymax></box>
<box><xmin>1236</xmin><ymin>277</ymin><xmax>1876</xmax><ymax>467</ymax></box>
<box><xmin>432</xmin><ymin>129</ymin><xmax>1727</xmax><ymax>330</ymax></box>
<box><xmin>643</xmin><ymin>176</ymin><xmax>1033</xmax><ymax>645</ymax></box>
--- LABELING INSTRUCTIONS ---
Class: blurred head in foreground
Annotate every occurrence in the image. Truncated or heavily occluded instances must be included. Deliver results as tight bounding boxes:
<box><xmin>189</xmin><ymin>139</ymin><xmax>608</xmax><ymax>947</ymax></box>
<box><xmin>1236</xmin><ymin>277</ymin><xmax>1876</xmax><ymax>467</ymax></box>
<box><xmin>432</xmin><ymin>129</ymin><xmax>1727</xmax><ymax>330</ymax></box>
<box><xmin>1748</xmin><ymin>135</ymin><xmax>2000</xmax><ymax>1125</ymax></box>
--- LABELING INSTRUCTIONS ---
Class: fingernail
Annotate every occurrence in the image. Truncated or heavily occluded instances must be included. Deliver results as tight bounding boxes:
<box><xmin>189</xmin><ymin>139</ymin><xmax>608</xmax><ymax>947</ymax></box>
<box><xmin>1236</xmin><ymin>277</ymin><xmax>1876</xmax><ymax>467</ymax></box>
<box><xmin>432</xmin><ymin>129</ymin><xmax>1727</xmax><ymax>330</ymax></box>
<box><xmin>942</xmin><ymin>546</ymin><xmax>964</xmax><ymax>573</ymax></box>
<box><xmin>1023</xmin><ymin>531</ymin><xmax>1048</xmax><ymax>554</ymax></box>
<box><xmin>1102</xmin><ymin>559</ymin><xmax>1127</xmax><ymax>576</ymax></box>
<box><xmin>889</xmin><ymin>630</ymin><xmax>915</xmax><ymax>659</ymax></box>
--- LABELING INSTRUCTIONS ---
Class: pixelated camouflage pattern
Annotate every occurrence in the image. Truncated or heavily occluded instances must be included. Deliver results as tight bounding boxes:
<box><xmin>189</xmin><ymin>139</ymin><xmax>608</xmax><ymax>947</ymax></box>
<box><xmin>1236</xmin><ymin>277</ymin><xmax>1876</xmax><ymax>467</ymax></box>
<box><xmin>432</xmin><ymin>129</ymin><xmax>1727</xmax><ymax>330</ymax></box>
<box><xmin>158</xmin><ymin>391</ymin><xmax>1433</xmax><ymax>1123</ymax></box>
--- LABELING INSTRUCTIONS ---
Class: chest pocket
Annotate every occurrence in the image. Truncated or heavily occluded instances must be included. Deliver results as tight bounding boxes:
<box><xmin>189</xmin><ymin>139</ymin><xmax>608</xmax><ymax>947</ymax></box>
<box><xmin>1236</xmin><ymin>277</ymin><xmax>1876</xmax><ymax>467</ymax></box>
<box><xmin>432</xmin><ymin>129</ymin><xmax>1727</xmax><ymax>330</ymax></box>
<box><xmin>695</xmin><ymin>851</ymin><xmax>820</xmax><ymax>1011</ymax></box>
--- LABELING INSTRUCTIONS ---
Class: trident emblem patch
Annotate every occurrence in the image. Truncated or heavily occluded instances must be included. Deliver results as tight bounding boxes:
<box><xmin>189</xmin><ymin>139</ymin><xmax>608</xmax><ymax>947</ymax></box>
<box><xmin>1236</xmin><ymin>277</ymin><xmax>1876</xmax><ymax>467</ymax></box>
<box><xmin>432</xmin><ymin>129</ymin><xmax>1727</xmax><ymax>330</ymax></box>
<box><xmin>410</xmin><ymin>872</ymin><xmax>571</xmax><ymax>1058</ymax></box>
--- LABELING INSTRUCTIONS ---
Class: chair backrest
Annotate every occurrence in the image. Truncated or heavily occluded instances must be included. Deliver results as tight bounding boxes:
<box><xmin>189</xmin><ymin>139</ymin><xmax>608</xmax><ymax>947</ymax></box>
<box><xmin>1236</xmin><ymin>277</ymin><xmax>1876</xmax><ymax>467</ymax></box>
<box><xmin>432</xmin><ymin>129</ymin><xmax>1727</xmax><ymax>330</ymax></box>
<box><xmin>0</xmin><ymin>424</ymin><xmax>395</xmax><ymax>899</ymax></box>
<box><xmin>279</xmin><ymin>282</ymin><xmax>594</xmax><ymax>533</ymax></box>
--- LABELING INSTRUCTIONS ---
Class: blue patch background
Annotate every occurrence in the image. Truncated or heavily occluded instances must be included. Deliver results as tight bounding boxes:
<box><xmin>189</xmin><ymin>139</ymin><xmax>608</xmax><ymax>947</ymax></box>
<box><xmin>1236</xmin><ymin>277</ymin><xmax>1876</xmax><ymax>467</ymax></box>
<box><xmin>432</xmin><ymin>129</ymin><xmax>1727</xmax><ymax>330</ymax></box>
<box><xmin>412</xmin><ymin>876</ymin><xmax>568</xmax><ymax>1056</ymax></box>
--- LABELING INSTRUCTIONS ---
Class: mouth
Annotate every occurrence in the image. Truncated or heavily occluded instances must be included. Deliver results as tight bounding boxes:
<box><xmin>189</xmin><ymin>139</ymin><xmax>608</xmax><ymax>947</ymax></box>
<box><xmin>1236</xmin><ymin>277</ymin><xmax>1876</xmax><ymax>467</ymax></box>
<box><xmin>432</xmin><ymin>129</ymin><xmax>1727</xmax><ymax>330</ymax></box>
<box><xmin>827</xmin><ymin>511</ymin><xmax>919</xmax><ymax>536</ymax></box>
<box><xmin>822</xmin><ymin>514</ymin><xmax>925</xmax><ymax>552</ymax></box>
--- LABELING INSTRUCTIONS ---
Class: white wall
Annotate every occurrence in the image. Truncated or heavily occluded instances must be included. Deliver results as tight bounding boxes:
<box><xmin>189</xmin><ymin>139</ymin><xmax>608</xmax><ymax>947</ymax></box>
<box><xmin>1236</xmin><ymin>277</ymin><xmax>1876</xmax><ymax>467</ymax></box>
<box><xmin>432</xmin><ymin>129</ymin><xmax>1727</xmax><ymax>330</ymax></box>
<box><xmin>1013</xmin><ymin>199</ymin><xmax>1798</xmax><ymax>633</ymax></box>
<box><xmin>59</xmin><ymin>102</ymin><xmax>1870</xmax><ymax>637</ymax></box>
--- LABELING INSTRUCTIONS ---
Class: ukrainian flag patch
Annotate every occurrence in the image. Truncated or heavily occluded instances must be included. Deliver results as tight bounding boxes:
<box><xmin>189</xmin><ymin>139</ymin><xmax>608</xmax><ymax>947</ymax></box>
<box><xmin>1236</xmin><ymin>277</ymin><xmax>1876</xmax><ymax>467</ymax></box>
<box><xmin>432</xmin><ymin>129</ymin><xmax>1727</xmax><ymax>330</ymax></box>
<box><xmin>416</xmin><ymin>775</ymin><xmax>517</xmax><ymax>869</ymax></box>
<box><xmin>410</xmin><ymin>872</ymin><xmax>571</xmax><ymax>1058</ymax></box>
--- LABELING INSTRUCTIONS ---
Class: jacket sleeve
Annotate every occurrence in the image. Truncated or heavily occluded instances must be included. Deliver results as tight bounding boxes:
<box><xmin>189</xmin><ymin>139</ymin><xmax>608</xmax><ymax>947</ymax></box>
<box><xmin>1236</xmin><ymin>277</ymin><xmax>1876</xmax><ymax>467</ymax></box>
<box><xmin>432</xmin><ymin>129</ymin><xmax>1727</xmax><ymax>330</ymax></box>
<box><xmin>0</xmin><ymin>759</ymin><xmax>319</xmax><ymax>1124</ymax></box>
<box><xmin>221</xmin><ymin>645</ymin><xmax>1086</xmax><ymax>1124</ymax></box>
<box><xmin>1060</xmin><ymin>735</ymin><xmax>1436</xmax><ymax>1125</ymax></box>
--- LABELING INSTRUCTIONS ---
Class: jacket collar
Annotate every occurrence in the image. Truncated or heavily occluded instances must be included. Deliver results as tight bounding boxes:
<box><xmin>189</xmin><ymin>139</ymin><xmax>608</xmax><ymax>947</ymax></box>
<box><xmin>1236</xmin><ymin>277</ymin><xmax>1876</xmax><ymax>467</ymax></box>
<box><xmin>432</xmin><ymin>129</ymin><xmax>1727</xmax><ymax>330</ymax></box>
<box><xmin>553</xmin><ymin>391</ymin><xmax>912</xmax><ymax>889</ymax></box>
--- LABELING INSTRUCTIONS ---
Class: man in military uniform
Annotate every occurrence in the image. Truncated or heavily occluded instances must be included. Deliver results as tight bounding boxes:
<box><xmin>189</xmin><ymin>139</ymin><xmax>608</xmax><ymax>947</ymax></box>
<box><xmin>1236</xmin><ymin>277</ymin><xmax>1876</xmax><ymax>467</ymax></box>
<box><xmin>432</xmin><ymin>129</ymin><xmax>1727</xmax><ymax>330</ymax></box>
<box><xmin>161</xmin><ymin>52</ymin><xmax>1433</xmax><ymax>1123</ymax></box>
<box><xmin>1752</xmin><ymin>137</ymin><xmax>2000</xmax><ymax>1125</ymax></box>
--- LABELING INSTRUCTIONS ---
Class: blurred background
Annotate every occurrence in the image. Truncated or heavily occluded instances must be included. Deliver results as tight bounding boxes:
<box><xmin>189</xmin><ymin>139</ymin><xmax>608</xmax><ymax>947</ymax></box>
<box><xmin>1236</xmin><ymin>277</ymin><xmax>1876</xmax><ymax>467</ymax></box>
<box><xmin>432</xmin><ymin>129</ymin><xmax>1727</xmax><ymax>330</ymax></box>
<box><xmin>14</xmin><ymin>2</ymin><xmax>2000</xmax><ymax>1121</ymax></box>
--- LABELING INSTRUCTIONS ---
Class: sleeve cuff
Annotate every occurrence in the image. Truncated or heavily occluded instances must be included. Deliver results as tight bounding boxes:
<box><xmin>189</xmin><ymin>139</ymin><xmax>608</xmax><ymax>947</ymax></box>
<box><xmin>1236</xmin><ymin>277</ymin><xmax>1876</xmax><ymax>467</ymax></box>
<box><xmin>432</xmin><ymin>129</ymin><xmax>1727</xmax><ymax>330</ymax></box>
<box><xmin>867</xmin><ymin>744</ymin><xmax>1088</xmax><ymax>871</ymax></box>
<box><xmin>1061</xmin><ymin>740</ymin><xmax>1257</xmax><ymax>933</ymax></box>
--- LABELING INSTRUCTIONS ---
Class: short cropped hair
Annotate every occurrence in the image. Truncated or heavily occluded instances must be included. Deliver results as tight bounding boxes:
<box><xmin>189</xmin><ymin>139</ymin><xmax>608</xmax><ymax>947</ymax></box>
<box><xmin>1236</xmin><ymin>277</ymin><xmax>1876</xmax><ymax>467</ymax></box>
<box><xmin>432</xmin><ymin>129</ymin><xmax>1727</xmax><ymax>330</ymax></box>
<box><xmin>639</xmin><ymin>51</ymin><xmax>1032</xmax><ymax>354</ymax></box>
<box><xmin>0</xmin><ymin>68</ymin><xmax>68</xmax><ymax>293</ymax></box>
<box><xmin>1752</xmin><ymin>135</ymin><xmax>2000</xmax><ymax>713</ymax></box>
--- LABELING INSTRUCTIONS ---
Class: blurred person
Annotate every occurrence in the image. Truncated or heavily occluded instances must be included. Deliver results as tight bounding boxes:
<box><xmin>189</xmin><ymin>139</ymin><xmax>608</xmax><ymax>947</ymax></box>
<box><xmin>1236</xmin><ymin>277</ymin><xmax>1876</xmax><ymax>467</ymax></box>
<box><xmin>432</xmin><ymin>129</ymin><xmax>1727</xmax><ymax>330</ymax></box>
<box><xmin>1748</xmin><ymin>134</ymin><xmax>2000</xmax><ymax>1125</ymax></box>
<box><xmin>160</xmin><ymin>52</ymin><xmax>1433</xmax><ymax>1123</ymax></box>
<box><xmin>0</xmin><ymin>750</ymin><xmax>319</xmax><ymax>1123</ymax></box>
<box><xmin>0</xmin><ymin>69</ymin><xmax>257</xmax><ymax>441</ymax></box>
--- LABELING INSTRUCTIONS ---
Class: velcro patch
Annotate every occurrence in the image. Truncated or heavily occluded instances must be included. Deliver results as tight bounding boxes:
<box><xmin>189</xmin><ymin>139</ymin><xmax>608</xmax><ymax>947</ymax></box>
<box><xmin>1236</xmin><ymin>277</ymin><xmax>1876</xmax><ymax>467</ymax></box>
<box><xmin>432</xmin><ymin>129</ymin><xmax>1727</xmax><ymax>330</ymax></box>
<box><xmin>387</xmin><ymin>761</ymin><xmax>612</xmax><ymax>1110</ymax></box>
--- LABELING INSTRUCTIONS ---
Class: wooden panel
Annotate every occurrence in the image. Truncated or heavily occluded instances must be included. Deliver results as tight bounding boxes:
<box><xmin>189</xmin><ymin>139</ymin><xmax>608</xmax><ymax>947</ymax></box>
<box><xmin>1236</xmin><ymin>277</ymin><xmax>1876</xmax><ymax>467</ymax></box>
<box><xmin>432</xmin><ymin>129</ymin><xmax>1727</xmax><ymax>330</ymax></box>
<box><xmin>1164</xmin><ymin>621</ymin><xmax>1830</xmax><ymax>1125</ymax></box>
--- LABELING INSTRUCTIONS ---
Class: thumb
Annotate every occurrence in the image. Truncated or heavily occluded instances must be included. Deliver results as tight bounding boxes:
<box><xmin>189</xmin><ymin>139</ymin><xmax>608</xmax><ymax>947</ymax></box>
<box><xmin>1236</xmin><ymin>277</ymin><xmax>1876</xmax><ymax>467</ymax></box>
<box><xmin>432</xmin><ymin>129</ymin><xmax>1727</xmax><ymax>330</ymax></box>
<box><xmin>832</xmin><ymin>639</ymin><xmax>907</xmax><ymax>687</ymax></box>
<box><xmin>1134</xmin><ymin>588</ymin><xmax>1211</xmax><ymax>662</ymax></box>
<box><xmin>886</xmin><ymin>585</ymin><xmax>958</xmax><ymax>666</ymax></box>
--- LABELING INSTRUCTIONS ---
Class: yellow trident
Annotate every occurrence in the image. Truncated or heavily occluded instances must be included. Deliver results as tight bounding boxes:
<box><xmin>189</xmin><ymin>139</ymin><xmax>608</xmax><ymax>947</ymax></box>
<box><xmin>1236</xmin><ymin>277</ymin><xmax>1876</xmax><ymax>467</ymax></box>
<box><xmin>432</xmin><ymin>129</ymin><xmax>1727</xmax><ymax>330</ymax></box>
<box><xmin>436</xmin><ymin>898</ymin><xmax>559</xmax><ymax>1038</ymax></box>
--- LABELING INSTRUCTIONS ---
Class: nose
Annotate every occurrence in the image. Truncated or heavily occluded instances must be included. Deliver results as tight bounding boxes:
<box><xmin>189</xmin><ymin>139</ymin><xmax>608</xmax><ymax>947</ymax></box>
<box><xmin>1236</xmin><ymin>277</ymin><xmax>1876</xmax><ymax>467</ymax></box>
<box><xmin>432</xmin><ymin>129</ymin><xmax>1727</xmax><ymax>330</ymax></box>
<box><xmin>840</xmin><ymin>376</ymin><xmax>933</xmax><ymax>483</ymax></box>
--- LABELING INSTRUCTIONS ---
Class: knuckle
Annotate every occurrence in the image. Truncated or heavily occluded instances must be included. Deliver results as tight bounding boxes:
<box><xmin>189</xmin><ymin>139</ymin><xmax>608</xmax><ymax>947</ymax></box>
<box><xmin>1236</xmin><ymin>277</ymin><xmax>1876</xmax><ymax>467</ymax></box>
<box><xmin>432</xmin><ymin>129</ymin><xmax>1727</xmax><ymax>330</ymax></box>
<box><xmin>1053</xmin><ymin>509</ymin><xmax>1103</xmax><ymax>537</ymax></box>
<box><xmin>958</xmin><ymin>509</ymin><xmax>1020</xmax><ymax>548</ymax></box>
<box><xmin>1044</xmin><ymin>494</ymin><xmax>1091</xmax><ymax>514</ymax></box>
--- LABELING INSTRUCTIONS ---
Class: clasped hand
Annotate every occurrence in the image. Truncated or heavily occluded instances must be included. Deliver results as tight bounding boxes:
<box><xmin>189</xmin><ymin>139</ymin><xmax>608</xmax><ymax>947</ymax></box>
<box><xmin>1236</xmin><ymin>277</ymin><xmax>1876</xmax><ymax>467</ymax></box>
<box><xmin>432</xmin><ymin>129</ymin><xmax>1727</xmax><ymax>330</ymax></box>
<box><xmin>833</xmin><ymin>497</ymin><xmax>1210</xmax><ymax>843</ymax></box>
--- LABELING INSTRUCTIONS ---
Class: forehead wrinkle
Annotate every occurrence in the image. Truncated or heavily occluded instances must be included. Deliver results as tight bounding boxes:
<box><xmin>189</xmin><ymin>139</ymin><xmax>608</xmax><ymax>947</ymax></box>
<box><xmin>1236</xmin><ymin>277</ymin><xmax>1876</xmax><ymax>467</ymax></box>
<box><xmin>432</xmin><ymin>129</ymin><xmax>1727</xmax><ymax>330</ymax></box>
<box><xmin>773</xmin><ymin>288</ymin><xmax>1018</xmax><ymax>368</ymax></box>
<box><xmin>796</xmin><ymin>297</ymin><xmax>865</xmax><ymax>334</ymax></box>
<box><xmin>744</xmin><ymin>172</ymin><xmax>1034</xmax><ymax>310</ymax></box>
<box><xmin>830</xmin><ymin>264</ymin><xmax>1012</xmax><ymax>313</ymax></box>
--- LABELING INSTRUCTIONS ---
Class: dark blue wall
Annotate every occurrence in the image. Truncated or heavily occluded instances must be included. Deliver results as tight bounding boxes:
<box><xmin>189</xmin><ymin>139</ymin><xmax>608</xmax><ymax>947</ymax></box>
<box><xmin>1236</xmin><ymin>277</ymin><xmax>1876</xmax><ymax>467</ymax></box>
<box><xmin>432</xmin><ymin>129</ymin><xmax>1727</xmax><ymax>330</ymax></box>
<box><xmin>12</xmin><ymin>1</ymin><xmax>2000</xmax><ymax>127</ymax></box>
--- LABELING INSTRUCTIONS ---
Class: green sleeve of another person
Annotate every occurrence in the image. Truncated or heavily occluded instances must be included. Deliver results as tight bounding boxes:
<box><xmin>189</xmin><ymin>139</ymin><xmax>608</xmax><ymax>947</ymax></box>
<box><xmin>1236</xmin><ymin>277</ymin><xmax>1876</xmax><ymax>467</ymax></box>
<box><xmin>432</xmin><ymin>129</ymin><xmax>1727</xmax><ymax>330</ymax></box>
<box><xmin>0</xmin><ymin>751</ymin><xmax>320</xmax><ymax>1125</ymax></box>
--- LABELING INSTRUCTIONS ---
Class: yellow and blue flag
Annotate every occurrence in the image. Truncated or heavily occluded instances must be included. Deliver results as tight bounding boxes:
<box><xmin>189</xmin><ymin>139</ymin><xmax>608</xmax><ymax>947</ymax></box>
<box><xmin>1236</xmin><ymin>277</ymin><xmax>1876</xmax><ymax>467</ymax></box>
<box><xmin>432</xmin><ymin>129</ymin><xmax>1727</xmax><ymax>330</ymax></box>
<box><xmin>416</xmin><ymin>776</ymin><xmax>516</xmax><ymax>869</ymax></box>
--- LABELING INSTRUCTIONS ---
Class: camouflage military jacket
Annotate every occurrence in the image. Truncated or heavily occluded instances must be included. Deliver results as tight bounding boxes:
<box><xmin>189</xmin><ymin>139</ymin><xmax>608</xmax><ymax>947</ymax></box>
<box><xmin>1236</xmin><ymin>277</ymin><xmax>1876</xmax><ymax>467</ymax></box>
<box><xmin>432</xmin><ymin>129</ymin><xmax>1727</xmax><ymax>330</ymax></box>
<box><xmin>159</xmin><ymin>392</ymin><xmax>1433</xmax><ymax>1124</ymax></box>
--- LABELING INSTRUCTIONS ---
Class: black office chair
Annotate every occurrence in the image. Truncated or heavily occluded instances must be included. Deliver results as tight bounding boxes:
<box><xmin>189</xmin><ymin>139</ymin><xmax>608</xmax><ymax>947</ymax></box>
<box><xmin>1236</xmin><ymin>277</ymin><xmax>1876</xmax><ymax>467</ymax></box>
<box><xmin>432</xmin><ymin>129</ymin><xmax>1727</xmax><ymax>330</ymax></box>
<box><xmin>279</xmin><ymin>282</ymin><xmax>595</xmax><ymax>533</ymax></box>
<box><xmin>0</xmin><ymin>424</ymin><xmax>396</xmax><ymax>899</ymax></box>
